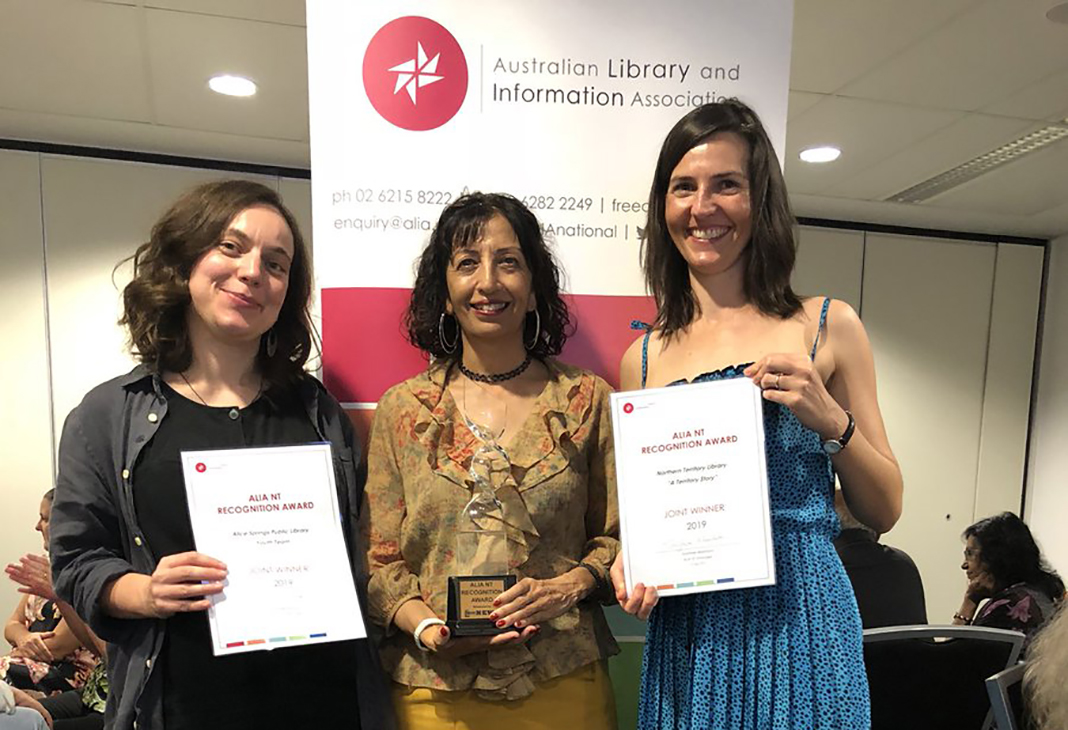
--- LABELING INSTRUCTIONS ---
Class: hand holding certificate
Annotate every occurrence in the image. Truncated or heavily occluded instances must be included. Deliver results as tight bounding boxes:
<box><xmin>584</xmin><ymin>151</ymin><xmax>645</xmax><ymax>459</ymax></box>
<box><xmin>181</xmin><ymin>443</ymin><xmax>366</xmax><ymax>655</ymax></box>
<box><xmin>611</xmin><ymin>377</ymin><xmax>775</xmax><ymax>598</ymax></box>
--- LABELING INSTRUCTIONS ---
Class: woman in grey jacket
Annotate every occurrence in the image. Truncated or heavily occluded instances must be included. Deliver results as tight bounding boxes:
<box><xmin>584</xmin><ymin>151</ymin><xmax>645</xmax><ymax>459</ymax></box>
<box><xmin>48</xmin><ymin>180</ymin><xmax>394</xmax><ymax>730</ymax></box>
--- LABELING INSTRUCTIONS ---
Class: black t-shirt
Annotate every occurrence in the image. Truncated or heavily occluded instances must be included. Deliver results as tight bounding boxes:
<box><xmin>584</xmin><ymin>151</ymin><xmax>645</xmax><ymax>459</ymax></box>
<box><xmin>133</xmin><ymin>382</ymin><xmax>360</xmax><ymax>729</ymax></box>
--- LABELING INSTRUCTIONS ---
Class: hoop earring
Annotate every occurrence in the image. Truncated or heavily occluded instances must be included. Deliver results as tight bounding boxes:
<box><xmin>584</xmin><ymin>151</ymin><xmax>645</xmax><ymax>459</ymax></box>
<box><xmin>524</xmin><ymin>309</ymin><xmax>541</xmax><ymax>351</ymax></box>
<box><xmin>438</xmin><ymin>313</ymin><xmax>458</xmax><ymax>354</ymax></box>
<box><xmin>265</xmin><ymin>329</ymin><xmax>278</xmax><ymax>358</ymax></box>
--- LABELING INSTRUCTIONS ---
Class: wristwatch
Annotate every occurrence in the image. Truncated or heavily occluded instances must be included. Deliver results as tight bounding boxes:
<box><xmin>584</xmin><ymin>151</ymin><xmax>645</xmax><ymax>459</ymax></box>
<box><xmin>821</xmin><ymin>410</ymin><xmax>855</xmax><ymax>455</ymax></box>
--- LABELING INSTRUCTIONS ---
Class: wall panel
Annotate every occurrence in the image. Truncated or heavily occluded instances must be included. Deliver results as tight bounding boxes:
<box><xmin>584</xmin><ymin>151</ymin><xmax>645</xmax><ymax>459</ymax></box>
<box><xmin>0</xmin><ymin>151</ymin><xmax>53</xmax><ymax>612</ymax></box>
<box><xmin>1026</xmin><ymin>237</ymin><xmax>1068</xmax><ymax>575</ymax></box>
<box><xmin>794</xmin><ymin>226</ymin><xmax>864</xmax><ymax>313</ymax></box>
<box><xmin>974</xmin><ymin>244</ymin><xmax>1043</xmax><ymax>518</ymax></box>
<box><xmin>862</xmin><ymin>233</ymin><xmax>996</xmax><ymax>623</ymax></box>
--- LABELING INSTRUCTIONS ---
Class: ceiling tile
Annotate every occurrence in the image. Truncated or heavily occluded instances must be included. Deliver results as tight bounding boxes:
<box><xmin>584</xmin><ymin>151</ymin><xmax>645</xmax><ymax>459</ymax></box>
<box><xmin>789</xmin><ymin>0</ymin><xmax>977</xmax><ymax>93</ymax></box>
<box><xmin>145</xmin><ymin>8</ymin><xmax>309</xmax><ymax>140</ymax></box>
<box><xmin>981</xmin><ymin>66</ymin><xmax>1068</xmax><ymax>122</ymax></box>
<box><xmin>145</xmin><ymin>1</ymin><xmax>305</xmax><ymax>26</ymax></box>
<box><xmin>784</xmin><ymin>96</ymin><xmax>961</xmax><ymax>195</ymax></box>
<box><xmin>0</xmin><ymin>0</ymin><xmax>152</xmax><ymax>121</ymax></box>
<box><xmin>787</xmin><ymin>90</ymin><xmax>825</xmax><ymax>120</ymax></box>
<box><xmin>820</xmin><ymin>113</ymin><xmax>1037</xmax><ymax>200</ymax></box>
<box><xmin>840</xmin><ymin>0</ymin><xmax>1068</xmax><ymax>111</ymax></box>
<box><xmin>791</xmin><ymin>192</ymin><xmax>1055</xmax><ymax>238</ymax></box>
<box><xmin>923</xmin><ymin>136</ymin><xmax>1068</xmax><ymax>216</ymax></box>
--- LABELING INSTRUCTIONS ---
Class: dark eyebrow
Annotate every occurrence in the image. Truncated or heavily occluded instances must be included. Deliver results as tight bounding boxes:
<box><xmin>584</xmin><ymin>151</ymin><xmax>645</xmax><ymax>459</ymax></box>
<box><xmin>223</xmin><ymin>228</ymin><xmax>292</xmax><ymax>261</ymax></box>
<box><xmin>669</xmin><ymin>170</ymin><xmax>748</xmax><ymax>183</ymax></box>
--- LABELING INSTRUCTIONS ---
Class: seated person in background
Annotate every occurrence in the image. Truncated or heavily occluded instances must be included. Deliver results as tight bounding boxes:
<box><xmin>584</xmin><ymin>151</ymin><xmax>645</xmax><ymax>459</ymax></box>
<box><xmin>833</xmin><ymin>489</ymin><xmax>927</xmax><ymax>628</ymax></box>
<box><xmin>1</xmin><ymin>492</ymin><xmax>98</xmax><ymax>695</ymax></box>
<box><xmin>6</xmin><ymin>545</ymin><xmax>105</xmax><ymax>730</ymax></box>
<box><xmin>1026</xmin><ymin>605</ymin><xmax>1068</xmax><ymax>730</ymax></box>
<box><xmin>954</xmin><ymin>512</ymin><xmax>1063</xmax><ymax>648</ymax></box>
<box><xmin>1</xmin><ymin>681</ymin><xmax>52</xmax><ymax>730</ymax></box>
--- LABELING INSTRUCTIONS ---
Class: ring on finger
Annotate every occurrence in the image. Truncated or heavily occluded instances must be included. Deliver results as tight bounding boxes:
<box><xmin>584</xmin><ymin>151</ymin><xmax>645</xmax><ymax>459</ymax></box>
<box><xmin>774</xmin><ymin>373</ymin><xmax>782</xmax><ymax>390</ymax></box>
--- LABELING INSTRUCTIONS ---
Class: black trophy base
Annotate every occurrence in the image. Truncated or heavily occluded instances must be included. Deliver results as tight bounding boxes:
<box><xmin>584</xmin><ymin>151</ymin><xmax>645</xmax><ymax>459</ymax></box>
<box><xmin>446</xmin><ymin>575</ymin><xmax>517</xmax><ymax>637</ymax></box>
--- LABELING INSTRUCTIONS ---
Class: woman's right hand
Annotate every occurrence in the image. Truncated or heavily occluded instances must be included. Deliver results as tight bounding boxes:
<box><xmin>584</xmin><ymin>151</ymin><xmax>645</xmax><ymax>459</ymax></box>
<box><xmin>12</xmin><ymin>631</ymin><xmax>56</xmax><ymax>662</ymax></box>
<box><xmin>140</xmin><ymin>551</ymin><xmax>227</xmax><ymax>618</ymax></box>
<box><xmin>610</xmin><ymin>553</ymin><xmax>658</xmax><ymax>620</ymax></box>
<box><xmin>419</xmin><ymin>623</ymin><xmax>539</xmax><ymax>659</ymax></box>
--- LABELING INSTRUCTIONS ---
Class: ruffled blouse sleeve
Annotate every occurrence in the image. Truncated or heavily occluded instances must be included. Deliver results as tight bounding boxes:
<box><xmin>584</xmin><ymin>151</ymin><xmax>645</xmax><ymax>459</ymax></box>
<box><xmin>577</xmin><ymin>375</ymin><xmax>620</xmax><ymax>603</ymax></box>
<box><xmin>364</xmin><ymin>385</ymin><xmax>423</xmax><ymax>632</ymax></box>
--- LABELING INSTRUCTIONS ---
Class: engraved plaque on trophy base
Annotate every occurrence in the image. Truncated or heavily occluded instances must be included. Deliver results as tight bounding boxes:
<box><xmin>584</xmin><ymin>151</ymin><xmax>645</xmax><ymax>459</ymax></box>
<box><xmin>446</xmin><ymin>575</ymin><xmax>517</xmax><ymax>636</ymax></box>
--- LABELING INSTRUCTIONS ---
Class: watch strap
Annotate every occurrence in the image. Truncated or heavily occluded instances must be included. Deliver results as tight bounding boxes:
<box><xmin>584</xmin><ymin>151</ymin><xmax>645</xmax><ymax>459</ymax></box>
<box><xmin>838</xmin><ymin>410</ymin><xmax>856</xmax><ymax>448</ymax></box>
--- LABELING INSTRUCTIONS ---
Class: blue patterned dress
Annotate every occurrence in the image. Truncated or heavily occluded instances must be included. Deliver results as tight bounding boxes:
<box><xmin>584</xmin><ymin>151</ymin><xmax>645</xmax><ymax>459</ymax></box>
<box><xmin>635</xmin><ymin>299</ymin><xmax>870</xmax><ymax>730</ymax></box>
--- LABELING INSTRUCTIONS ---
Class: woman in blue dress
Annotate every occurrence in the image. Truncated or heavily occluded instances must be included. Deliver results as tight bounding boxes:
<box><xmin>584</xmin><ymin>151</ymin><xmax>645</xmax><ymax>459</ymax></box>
<box><xmin>609</xmin><ymin>99</ymin><xmax>903</xmax><ymax>729</ymax></box>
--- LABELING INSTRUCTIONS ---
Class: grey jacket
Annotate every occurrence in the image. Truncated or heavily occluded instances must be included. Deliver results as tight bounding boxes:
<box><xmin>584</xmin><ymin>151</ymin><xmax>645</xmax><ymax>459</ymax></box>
<box><xmin>49</xmin><ymin>366</ymin><xmax>394</xmax><ymax>730</ymax></box>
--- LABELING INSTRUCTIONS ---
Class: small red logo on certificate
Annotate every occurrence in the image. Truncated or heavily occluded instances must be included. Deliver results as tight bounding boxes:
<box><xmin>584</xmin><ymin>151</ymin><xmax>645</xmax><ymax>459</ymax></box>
<box><xmin>195</xmin><ymin>463</ymin><xmax>207</xmax><ymax>473</ymax></box>
<box><xmin>363</xmin><ymin>16</ymin><xmax>468</xmax><ymax>131</ymax></box>
<box><xmin>623</xmin><ymin>403</ymin><xmax>634</xmax><ymax>414</ymax></box>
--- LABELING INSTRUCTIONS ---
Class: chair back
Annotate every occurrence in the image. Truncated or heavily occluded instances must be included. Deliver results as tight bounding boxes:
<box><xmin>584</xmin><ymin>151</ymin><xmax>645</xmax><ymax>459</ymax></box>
<box><xmin>863</xmin><ymin>625</ymin><xmax>1024</xmax><ymax>730</ymax></box>
<box><xmin>986</xmin><ymin>662</ymin><xmax>1027</xmax><ymax>730</ymax></box>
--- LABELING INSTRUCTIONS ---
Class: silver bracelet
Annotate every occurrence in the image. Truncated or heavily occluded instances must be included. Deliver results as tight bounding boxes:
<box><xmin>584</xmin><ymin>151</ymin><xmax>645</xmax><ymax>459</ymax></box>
<box><xmin>413</xmin><ymin>617</ymin><xmax>446</xmax><ymax>652</ymax></box>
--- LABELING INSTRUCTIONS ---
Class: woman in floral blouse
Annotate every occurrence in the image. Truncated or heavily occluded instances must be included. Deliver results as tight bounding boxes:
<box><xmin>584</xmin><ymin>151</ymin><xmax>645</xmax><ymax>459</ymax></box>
<box><xmin>364</xmin><ymin>193</ymin><xmax>620</xmax><ymax>730</ymax></box>
<box><xmin>954</xmin><ymin>511</ymin><xmax>1063</xmax><ymax>648</ymax></box>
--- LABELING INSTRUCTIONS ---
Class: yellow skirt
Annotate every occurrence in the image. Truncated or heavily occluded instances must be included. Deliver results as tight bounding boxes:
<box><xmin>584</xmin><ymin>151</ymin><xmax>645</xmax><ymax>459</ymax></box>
<box><xmin>391</xmin><ymin>661</ymin><xmax>618</xmax><ymax>730</ymax></box>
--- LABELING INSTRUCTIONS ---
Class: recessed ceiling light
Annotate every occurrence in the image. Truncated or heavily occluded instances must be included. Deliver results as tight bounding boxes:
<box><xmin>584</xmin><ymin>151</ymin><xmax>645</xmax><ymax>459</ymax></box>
<box><xmin>208</xmin><ymin>74</ymin><xmax>257</xmax><ymax>97</ymax></box>
<box><xmin>799</xmin><ymin>146</ymin><xmax>842</xmax><ymax>163</ymax></box>
<box><xmin>1046</xmin><ymin>1</ymin><xmax>1068</xmax><ymax>23</ymax></box>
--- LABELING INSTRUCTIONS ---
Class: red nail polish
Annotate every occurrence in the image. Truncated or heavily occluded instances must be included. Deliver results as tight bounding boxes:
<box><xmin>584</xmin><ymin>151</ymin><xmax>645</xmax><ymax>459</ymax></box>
<box><xmin>488</xmin><ymin>613</ymin><xmax>497</xmax><ymax>620</ymax></box>
<box><xmin>440</xmin><ymin>627</ymin><xmax>448</xmax><ymax>636</ymax></box>
<box><xmin>496</xmin><ymin>620</ymin><xmax>505</xmax><ymax>627</ymax></box>
<box><xmin>492</xmin><ymin>599</ymin><xmax>501</xmax><ymax>607</ymax></box>
<box><xmin>515</xmin><ymin>620</ymin><xmax>524</xmax><ymax>628</ymax></box>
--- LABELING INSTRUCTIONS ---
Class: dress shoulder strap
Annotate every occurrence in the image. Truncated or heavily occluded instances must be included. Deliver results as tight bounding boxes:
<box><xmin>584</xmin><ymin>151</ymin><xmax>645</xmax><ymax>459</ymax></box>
<box><xmin>630</xmin><ymin>320</ymin><xmax>652</xmax><ymax>389</ymax></box>
<box><xmin>810</xmin><ymin>297</ymin><xmax>832</xmax><ymax>361</ymax></box>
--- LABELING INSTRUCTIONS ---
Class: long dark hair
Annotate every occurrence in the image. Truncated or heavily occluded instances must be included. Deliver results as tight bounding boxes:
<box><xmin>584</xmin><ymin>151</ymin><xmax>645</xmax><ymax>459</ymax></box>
<box><xmin>119</xmin><ymin>180</ymin><xmax>314</xmax><ymax>388</ymax></box>
<box><xmin>406</xmin><ymin>192</ymin><xmax>572</xmax><ymax>360</ymax></box>
<box><xmin>965</xmin><ymin>512</ymin><xmax>1064</xmax><ymax>601</ymax></box>
<box><xmin>643</xmin><ymin>98</ymin><xmax>801</xmax><ymax>339</ymax></box>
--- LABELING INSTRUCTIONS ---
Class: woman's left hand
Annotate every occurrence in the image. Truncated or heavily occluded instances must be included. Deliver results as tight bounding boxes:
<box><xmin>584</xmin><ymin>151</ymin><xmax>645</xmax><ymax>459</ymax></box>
<box><xmin>490</xmin><ymin>571</ymin><xmax>592</xmax><ymax>628</ymax></box>
<box><xmin>744</xmin><ymin>354</ymin><xmax>848</xmax><ymax>440</ymax></box>
<box><xmin>5</xmin><ymin>554</ymin><xmax>56</xmax><ymax>602</ymax></box>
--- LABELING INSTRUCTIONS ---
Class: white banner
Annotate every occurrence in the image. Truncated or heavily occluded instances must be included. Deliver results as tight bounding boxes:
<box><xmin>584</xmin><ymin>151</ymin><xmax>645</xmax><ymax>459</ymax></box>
<box><xmin>306</xmin><ymin>0</ymin><xmax>794</xmax><ymax>401</ymax></box>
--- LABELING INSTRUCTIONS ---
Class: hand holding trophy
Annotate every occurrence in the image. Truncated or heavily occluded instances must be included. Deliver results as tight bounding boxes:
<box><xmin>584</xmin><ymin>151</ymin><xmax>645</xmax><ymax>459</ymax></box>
<box><xmin>447</xmin><ymin>383</ymin><xmax>518</xmax><ymax>636</ymax></box>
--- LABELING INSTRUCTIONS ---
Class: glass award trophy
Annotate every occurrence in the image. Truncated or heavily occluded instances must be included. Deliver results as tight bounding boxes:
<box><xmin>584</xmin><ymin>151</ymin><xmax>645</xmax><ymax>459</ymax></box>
<box><xmin>446</xmin><ymin>418</ymin><xmax>517</xmax><ymax>636</ymax></box>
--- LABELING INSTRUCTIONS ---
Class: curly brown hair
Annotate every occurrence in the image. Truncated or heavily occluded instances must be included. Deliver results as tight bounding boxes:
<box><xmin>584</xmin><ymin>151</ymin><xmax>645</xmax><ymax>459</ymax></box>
<box><xmin>119</xmin><ymin>179</ymin><xmax>314</xmax><ymax>387</ymax></box>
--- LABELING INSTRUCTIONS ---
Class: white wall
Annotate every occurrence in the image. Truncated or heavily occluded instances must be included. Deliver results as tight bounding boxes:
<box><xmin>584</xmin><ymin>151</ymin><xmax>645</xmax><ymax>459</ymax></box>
<box><xmin>0</xmin><ymin>151</ymin><xmax>54</xmax><ymax>609</ymax></box>
<box><xmin>1026</xmin><ymin>235</ymin><xmax>1068</xmax><ymax>578</ymax></box>
<box><xmin>795</xmin><ymin>228</ymin><xmax>1045</xmax><ymax>622</ymax></box>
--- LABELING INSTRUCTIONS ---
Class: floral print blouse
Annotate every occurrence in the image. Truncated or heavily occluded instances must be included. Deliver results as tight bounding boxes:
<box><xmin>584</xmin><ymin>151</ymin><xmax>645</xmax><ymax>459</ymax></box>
<box><xmin>364</xmin><ymin>358</ymin><xmax>620</xmax><ymax>700</ymax></box>
<box><xmin>974</xmin><ymin>582</ymin><xmax>1060</xmax><ymax>650</ymax></box>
